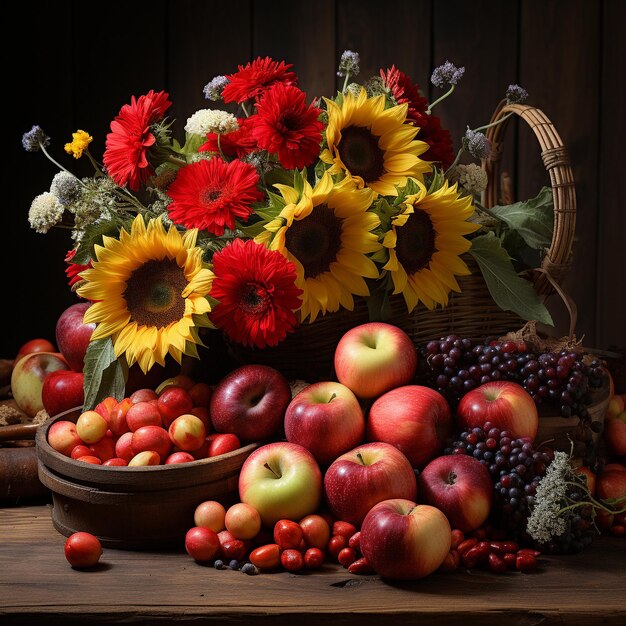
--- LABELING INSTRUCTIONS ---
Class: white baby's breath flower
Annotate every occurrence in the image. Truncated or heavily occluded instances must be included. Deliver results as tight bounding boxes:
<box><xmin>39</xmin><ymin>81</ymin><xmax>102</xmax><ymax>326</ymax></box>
<box><xmin>184</xmin><ymin>109</ymin><xmax>238</xmax><ymax>136</ymax></box>
<box><xmin>447</xmin><ymin>163</ymin><xmax>489</xmax><ymax>196</ymax></box>
<box><xmin>28</xmin><ymin>192</ymin><xmax>64</xmax><ymax>233</ymax></box>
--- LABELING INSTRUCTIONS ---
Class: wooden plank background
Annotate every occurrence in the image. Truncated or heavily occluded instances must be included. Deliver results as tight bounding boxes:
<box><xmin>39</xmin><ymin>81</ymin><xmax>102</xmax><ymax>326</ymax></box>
<box><xmin>5</xmin><ymin>0</ymin><xmax>625</xmax><ymax>357</ymax></box>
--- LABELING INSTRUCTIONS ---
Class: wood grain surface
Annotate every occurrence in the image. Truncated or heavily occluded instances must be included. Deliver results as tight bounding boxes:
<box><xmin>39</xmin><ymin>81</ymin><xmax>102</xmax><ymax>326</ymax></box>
<box><xmin>0</xmin><ymin>505</ymin><xmax>624</xmax><ymax>625</ymax></box>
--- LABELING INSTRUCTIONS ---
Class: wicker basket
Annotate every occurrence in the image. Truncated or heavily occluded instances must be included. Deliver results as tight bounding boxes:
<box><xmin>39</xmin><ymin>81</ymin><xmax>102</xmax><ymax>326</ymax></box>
<box><xmin>229</xmin><ymin>102</ymin><xmax>576</xmax><ymax>382</ymax></box>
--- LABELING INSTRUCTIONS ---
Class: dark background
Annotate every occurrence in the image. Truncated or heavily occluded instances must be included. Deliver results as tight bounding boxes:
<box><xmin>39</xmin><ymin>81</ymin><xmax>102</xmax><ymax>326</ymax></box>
<box><xmin>5</xmin><ymin>0</ymin><xmax>625</xmax><ymax>358</ymax></box>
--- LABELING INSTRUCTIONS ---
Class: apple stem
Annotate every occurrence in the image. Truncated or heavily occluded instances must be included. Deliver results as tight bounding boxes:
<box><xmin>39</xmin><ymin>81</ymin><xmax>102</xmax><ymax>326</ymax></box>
<box><xmin>263</xmin><ymin>462</ymin><xmax>281</xmax><ymax>479</ymax></box>
<box><xmin>356</xmin><ymin>452</ymin><xmax>365</xmax><ymax>465</ymax></box>
<box><xmin>328</xmin><ymin>393</ymin><xmax>337</xmax><ymax>403</ymax></box>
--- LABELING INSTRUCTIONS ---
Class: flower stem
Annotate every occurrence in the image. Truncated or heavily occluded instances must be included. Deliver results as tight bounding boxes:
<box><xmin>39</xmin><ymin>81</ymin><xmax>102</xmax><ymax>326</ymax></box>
<box><xmin>217</xmin><ymin>133</ymin><xmax>226</xmax><ymax>160</ymax></box>
<box><xmin>39</xmin><ymin>143</ymin><xmax>73</xmax><ymax>176</ymax></box>
<box><xmin>167</xmin><ymin>155</ymin><xmax>187</xmax><ymax>167</ymax></box>
<box><xmin>241</xmin><ymin>102</ymin><xmax>250</xmax><ymax>118</ymax></box>
<box><xmin>342</xmin><ymin>72</ymin><xmax>351</xmax><ymax>93</ymax></box>
<box><xmin>473</xmin><ymin>111</ymin><xmax>515</xmax><ymax>133</ymax></box>
<box><xmin>85</xmin><ymin>149</ymin><xmax>104</xmax><ymax>176</ymax></box>
<box><xmin>447</xmin><ymin>147</ymin><xmax>465</xmax><ymax>172</ymax></box>
<box><xmin>427</xmin><ymin>85</ymin><xmax>455</xmax><ymax>114</ymax></box>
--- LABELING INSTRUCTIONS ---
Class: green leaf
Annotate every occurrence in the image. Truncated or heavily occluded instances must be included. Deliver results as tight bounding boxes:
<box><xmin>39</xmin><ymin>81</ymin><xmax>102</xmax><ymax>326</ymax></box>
<box><xmin>238</xmin><ymin>220</ymin><xmax>268</xmax><ymax>238</ymax></box>
<box><xmin>490</xmin><ymin>187</ymin><xmax>554</xmax><ymax>250</ymax></box>
<box><xmin>83</xmin><ymin>338</ymin><xmax>127</xmax><ymax>410</ymax></box>
<box><xmin>470</xmin><ymin>233</ymin><xmax>553</xmax><ymax>325</ymax></box>
<box><xmin>73</xmin><ymin>219</ymin><xmax>121</xmax><ymax>265</ymax></box>
<box><xmin>426</xmin><ymin>168</ymin><xmax>446</xmax><ymax>194</ymax></box>
<box><xmin>264</xmin><ymin>165</ymin><xmax>296</xmax><ymax>190</ymax></box>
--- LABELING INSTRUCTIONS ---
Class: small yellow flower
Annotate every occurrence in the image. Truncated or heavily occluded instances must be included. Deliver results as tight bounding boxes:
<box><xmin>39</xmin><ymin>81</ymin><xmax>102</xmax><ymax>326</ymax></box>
<box><xmin>64</xmin><ymin>130</ymin><xmax>93</xmax><ymax>159</ymax></box>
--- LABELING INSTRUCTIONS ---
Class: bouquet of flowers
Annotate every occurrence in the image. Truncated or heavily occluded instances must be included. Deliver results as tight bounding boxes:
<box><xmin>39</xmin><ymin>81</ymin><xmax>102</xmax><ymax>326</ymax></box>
<box><xmin>23</xmin><ymin>53</ymin><xmax>554</xmax><ymax>405</ymax></box>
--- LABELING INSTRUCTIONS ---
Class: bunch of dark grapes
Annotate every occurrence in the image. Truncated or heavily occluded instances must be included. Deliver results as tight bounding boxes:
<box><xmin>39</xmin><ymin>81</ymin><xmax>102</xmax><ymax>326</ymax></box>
<box><xmin>418</xmin><ymin>335</ymin><xmax>606</xmax><ymax>421</ymax></box>
<box><xmin>444</xmin><ymin>422</ymin><xmax>554</xmax><ymax>536</ymax></box>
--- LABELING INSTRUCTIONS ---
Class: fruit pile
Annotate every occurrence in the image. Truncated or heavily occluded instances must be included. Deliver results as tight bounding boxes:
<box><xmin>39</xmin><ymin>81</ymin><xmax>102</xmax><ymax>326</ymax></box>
<box><xmin>417</xmin><ymin>335</ymin><xmax>606</xmax><ymax>421</ymax></box>
<box><xmin>41</xmin><ymin>321</ymin><xmax>624</xmax><ymax>580</ymax></box>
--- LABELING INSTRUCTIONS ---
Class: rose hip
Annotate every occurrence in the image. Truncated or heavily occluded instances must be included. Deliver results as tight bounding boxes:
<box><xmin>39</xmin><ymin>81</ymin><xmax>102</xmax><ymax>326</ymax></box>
<box><xmin>503</xmin><ymin>553</ymin><xmax>517</xmax><ymax>569</ymax></box>
<box><xmin>516</xmin><ymin>548</ymin><xmax>541</xmax><ymax>558</ymax></box>
<box><xmin>327</xmin><ymin>535</ymin><xmax>346</xmax><ymax>560</ymax></box>
<box><xmin>488</xmin><ymin>552</ymin><xmax>506</xmax><ymax>574</ymax></box>
<box><xmin>348</xmin><ymin>557</ymin><xmax>374</xmax><ymax>575</ymax></box>
<box><xmin>348</xmin><ymin>532</ymin><xmax>361</xmax><ymax>551</ymax></box>
<box><xmin>304</xmin><ymin>547</ymin><xmax>324</xmax><ymax>570</ymax></box>
<box><xmin>438</xmin><ymin>550</ymin><xmax>460</xmax><ymax>572</ymax></box>
<box><xmin>450</xmin><ymin>529</ymin><xmax>465</xmax><ymax>549</ymax></box>
<box><xmin>337</xmin><ymin>547</ymin><xmax>357</xmax><ymax>568</ymax></box>
<box><xmin>457</xmin><ymin>537</ymin><xmax>478</xmax><ymax>556</ymax></box>
<box><xmin>333</xmin><ymin>521</ymin><xmax>357</xmax><ymax>538</ymax></box>
<box><xmin>462</xmin><ymin>541</ymin><xmax>490</xmax><ymax>569</ymax></box>
<box><xmin>516</xmin><ymin>553</ymin><xmax>537</xmax><ymax>572</ymax></box>
<box><xmin>274</xmin><ymin>519</ymin><xmax>304</xmax><ymax>550</ymax></box>
<box><xmin>490</xmin><ymin>541</ymin><xmax>519</xmax><ymax>555</ymax></box>
<box><xmin>221</xmin><ymin>539</ymin><xmax>246</xmax><ymax>562</ymax></box>
<box><xmin>249</xmin><ymin>544</ymin><xmax>281</xmax><ymax>570</ymax></box>
<box><xmin>281</xmin><ymin>549</ymin><xmax>304</xmax><ymax>572</ymax></box>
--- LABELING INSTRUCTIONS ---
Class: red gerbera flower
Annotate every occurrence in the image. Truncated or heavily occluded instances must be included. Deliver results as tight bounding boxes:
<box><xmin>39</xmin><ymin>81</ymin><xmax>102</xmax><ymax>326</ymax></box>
<box><xmin>380</xmin><ymin>66</ymin><xmax>454</xmax><ymax>168</ymax></box>
<box><xmin>222</xmin><ymin>57</ymin><xmax>297</xmax><ymax>104</ymax></box>
<box><xmin>167</xmin><ymin>158</ymin><xmax>263</xmax><ymax>235</ymax></box>
<box><xmin>103</xmin><ymin>90</ymin><xmax>171</xmax><ymax>191</ymax></box>
<box><xmin>210</xmin><ymin>239</ymin><xmax>303</xmax><ymax>349</ymax></box>
<box><xmin>199</xmin><ymin>116</ymin><xmax>258</xmax><ymax>158</ymax></box>
<box><xmin>65</xmin><ymin>249</ymin><xmax>93</xmax><ymax>295</ymax></box>
<box><xmin>252</xmin><ymin>84</ymin><xmax>324</xmax><ymax>170</ymax></box>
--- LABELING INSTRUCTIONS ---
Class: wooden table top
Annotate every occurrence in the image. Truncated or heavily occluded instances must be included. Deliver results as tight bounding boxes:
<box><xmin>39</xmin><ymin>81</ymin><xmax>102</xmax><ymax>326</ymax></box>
<box><xmin>1</xmin><ymin>504</ymin><xmax>625</xmax><ymax>625</ymax></box>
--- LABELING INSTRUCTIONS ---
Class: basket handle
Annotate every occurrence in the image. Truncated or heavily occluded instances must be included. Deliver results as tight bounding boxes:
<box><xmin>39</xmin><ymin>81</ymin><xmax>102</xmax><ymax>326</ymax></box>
<box><xmin>482</xmin><ymin>102</ymin><xmax>576</xmax><ymax>296</ymax></box>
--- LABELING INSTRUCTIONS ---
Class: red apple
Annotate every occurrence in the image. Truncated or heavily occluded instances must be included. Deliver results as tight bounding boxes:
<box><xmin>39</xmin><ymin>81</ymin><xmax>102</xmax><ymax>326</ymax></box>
<box><xmin>16</xmin><ymin>338</ymin><xmax>56</xmax><ymax>362</ymax></box>
<box><xmin>130</xmin><ymin>388</ymin><xmax>158</xmax><ymax>404</ymax></box>
<box><xmin>132</xmin><ymin>425</ymin><xmax>172</xmax><ymax>461</ymax></box>
<box><xmin>417</xmin><ymin>455</ymin><xmax>493</xmax><ymax>532</ymax></box>
<box><xmin>456</xmin><ymin>381</ymin><xmax>538</xmax><ymax>440</ymax></box>
<box><xmin>55</xmin><ymin>302</ymin><xmax>95</xmax><ymax>372</ymax></box>
<box><xmin>210</xmin><ymin>365</ymin><xmax>291</xmax><ymax>442</ymax></box>
<box><xmin>168</xmin><ymin>414</ymin><xmax>207</xmax><ymax>452</ymax></box>
<box><xmin>360</xmin><ymin>499</ymin><xmax>451</xmax><ymax>580</ymax></box>
<box><xmin>48</xmin><ymin>420</ymin><xmax>84</xmax><ymax>457</ymax></box>
<box><xmin>11</xmin><ymin>352</ymin><xmax>70</xmax><ymax>417</ymax></box>
<box><xmin>597</xmin><ymin>463</ymin><xmax>626</xmax><ymax>507</ymax></box>
<box><xmin>41</xmin><ymin>370</ymin><xmax>84</xmax><ymax>417</ymax></box>
<box><xmin>126</xmin><ymin>401</ymin><xmax>162</xmax><ymax>432</ymax></box>
<box><xmin>165</xmin><ymin>451</ymin><xmax>196</xmax><ymax>464</ymax></box>
<box><xmin>185</xmin><ymin>527</ymin><xmax>220</xmax><ymax>562</ymax></box>
<box><xmin>366</xmin><ymin>385</ymin><xmax>451</xmax><ymax>469</ymax></box>
<box><xmin>334</xmin><ymin>322</ymin><xmax>417</xmax><ymax>399</ymax></box>
<box><xmin>128</xmin><ymin>450</ymin><xmax>160</xmax><ymax>466</ymax></box>
<box><xmin>239</xmin><ymin>442</ymin><xmax>323</xmax><ymax>526</ymax></box>
<box><xmin>64</xmin><ymin>532</ymin><xmax>102</xmax><ymax>568</ymax></box>
<box><xmin>94</xmin><ymin>397</ymin><xmax>117</xmax><ymax>422</ymax></box>
<box><xmin>284</xmin><ymin>382</ymin><xmax>365</xmax><ymax>466</ymax></box>
<box><xmin>109</xmin><ymin>398</ymin><xmax>133</xmax><ymax>436</ymax></box>
<box><xmin>115</xmin><ymin>432</ymin><xmax>134</xmax><ymax>463</ymax></box>
<box><xmin>88</xmin><ymin>437</ymin><xmax>116</xmax><ymax>463</ymax></box>
<box><xmin>605</xmin><ymin>418</ymin><xmax>626</xmax><ymax>457</ymax></box>
<box><xmin>324</xmin><ymin>442</ymin><xmax>417</xmax><ymax>526</ymax></box>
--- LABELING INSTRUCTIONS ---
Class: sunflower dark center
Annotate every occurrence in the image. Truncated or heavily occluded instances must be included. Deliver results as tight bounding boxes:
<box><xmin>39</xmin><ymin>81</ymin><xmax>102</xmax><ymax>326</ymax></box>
<box><xmin>202</xmin><ymin>189</ymin><xmax>222</xmax><ymax>203</ymax></box>
<box><xmin>395</xmin><ymin>208</ymin><xmax>437</xmax><ymax>274</ymax></box>
<box><xmin>239</xmin><ymin>283</ymin><xmax>272</xmax><ymax>316</ymax></box>
<box><xmin>284</xmin><ymin>204</ymin><xmax>342</xmax><ymax>279</ymax></box>
<box><xmin>337</xmin><ymin>125</ymin><xmax>385</xmax><ymax>183</ymax></box>
<box><xmin>124</xmin><ymin>259</ymin><xmax>187</xmax><ymax>328</ymax></box>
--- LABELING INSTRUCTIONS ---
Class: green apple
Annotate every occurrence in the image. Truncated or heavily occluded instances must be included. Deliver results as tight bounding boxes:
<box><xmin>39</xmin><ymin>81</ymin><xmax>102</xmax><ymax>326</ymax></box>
<box><xmin>238</xmin><ymin>442</ymin><xmax>322</xmax><ymax>527</ymax></box>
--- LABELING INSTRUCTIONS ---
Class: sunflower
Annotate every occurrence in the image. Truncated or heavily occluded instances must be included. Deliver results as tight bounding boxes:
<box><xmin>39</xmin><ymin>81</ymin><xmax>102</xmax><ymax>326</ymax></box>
<box><xmin>320</xmin><ymin>87</ymin><xmax>431</xmax><ymax>196</ymax></box>
<box><xmin>77</xmin><ymin>215</ymin><xmax>215</xmax><ymax>373</ymax></box>
<box><xmin>256</xmin><ymin>173</ymin><xmax>381</xmax><ymax>322</ymax></box>
<box><xmin>382</xmin><ymin>181</ymin><xmax>479</xmax><ymax>312</ymax></box>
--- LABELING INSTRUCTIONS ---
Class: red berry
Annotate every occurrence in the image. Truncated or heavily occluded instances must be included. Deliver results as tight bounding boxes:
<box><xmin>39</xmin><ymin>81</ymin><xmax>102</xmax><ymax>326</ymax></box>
<box><xmin>488</xmin><ymin>552</ymin><xmax>506</xmax><ymax>574</ymax></box>
<box><xmin>450</xmin><ymin>529</ymin><xmax>465</xmax><ymax>550</ymax></box>
<box><xmin>337</xmin><ymin>547</ymin><xmax>357</xmax><ymax>568</ymax></box>
<box><xmin>503</xmin><ymin>552</ymin><xmax>517</xmax><ymax>569</ymax></box>
<box><xmin>221</xmin><ymin>539</ymin><xmax>246</xmax><ymax>562</ymax></box>
<box><xmin>516</xmin><ymin>554</ymin><xmax>537</xmax><ymax>572</ymax></box>
<box><xmin>348</xmin><ymin>556</ymin><xmax>374</xmax><ymax>574</ymax></box>
<box><xmin>609</xmin><ymin>525</ymin><xmax>625</xmax><ymax>537</ymax></box>
<box><xmin>249</xmin><ymin>544</ymin><xmax>281</xmax><ymax>570</ymax></box>
<box><xmin>64</xmin><ymin>532</ymin><xmax>102</xmax><ymax>568</ymax></box>
<box><xmin>438</xmin><ymin>549</ymin><xmax>460</xmax><ymax>572</ymax></box>
<box><xmin>327</xmin><ymin>535</ymin><xmax>346</xmax><ymax>560</ymax></box>
<box><xmin>332</xmin><ymin>521</ymin><xmax>357</xmax><ymax>538</ymax></box>
<box><xmin>274</xmin><ymin>519</ymin><xmax>304</xmax><ymax>550</ymax></box>
<box><xmin>304</xmin><ymin>547</ymin><xmax>324</xmax><ymax>570</ymax></box>
<box><xmin>281</xmin><ymin>549</ymin><xmax>304</xmax><ymax>572</ymax></box>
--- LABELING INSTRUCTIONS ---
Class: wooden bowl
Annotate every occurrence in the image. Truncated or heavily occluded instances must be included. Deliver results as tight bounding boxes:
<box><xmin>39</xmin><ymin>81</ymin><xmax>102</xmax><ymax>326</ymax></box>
<box><xmin>36</xmin><ymin>408</ymin><xmax>259</xmax><ymax>549</ymax></box>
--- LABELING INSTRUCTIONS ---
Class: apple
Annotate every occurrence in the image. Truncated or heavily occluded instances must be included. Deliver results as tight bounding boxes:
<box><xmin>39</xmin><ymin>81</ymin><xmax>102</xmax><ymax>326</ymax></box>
<box><xmin>130</xmin><ymin>388</ymin><xmax>158</xmax><ymax>404</ymax></box>
<box><xmin>225</xmin><ymin>503</ymin><xmax>262</xmax><ymax>540</ymax></box>
<box><xmin>607</xmin><ymin>395</ymin><xmax>625</xmax><ymax>419</ymax></box>
<box><xmin>48</xmin><ymin>420</ymin><xmax>84</xmax><ymax>457</ymax></box>
<box><xmin>299</xmin><ymin>514</ymin><xmax>331</xmax><ymax>550</ymax></box>
<box><xmin>88</xmin><ymin>437</ymin><xmax>116</xmax><ymax>463</ymax></box>
<box><xmin>239</xmin><ymin>442</ymin><xmax>323</xmax><ymax>527</ymax></box>
<box><xmin>284</xmin><ymin>381</ymin><xmax>365</xmax><ymax>466</ymax></box>
<box><xmin>41</xmin><ymin>370</ymin><xmax>84</xmax><ymax>417</ymax></box>
<box><xmin>132</xmin><ymin>425</ymin><xmax>172</xmax><ymax>461</ymax></box>
<box><xmin>417</xmin><ymin>455</ymin><xmax>493</xmax><ymax>532</ymax></box>
<box><xmin>75</xmin><ymin>410</ymin><xmax>108</xmax><ymax>444</ymax></box>
<box><xmin>605</xmin><ymin>417</ymin><xmax>626</xmax><ymax>457</ymax></box>
<box><xmin>11</xmin><ymin>351</ymin><xmax>70</xmax><ymax>417</ymax></box>
<box><xmin>456</xmin><ymin>381</ymin><xmax>538</xmax><ymax>440</ymax></box>
<box><xmin>597</xmin><ymin>463</ymin><xmax>626</xmax><ymax>507</ymax></box>
<box><xmin>16</xmin><ymin>338</ymin><xmax>56</xmax><ymax>362</ymax></box>
<box><xmin>366</xmin><ymin>385</ymin><xmax>451</xmax><ymax>469</ymax></box>
<box><xmin>115</xmin><ymin>432</ymin><xmax>134</xmax><ymax>463</ymax></box>
<box><xmin>194</xmin><ymin>501</ymin><xmax>226</xmax><ymax>532</ymax></box>
<box><xmin>103</xmin><ymin>457</ymin><xmax>128</xmax><ymax>467</ymax></box>
<box><xmin>109</xmin><ymin>398</ymin><xmax>133</xmax><ymax>436</ymax></box>
<box><xmin>157</xmin><ymin>386</ymin><xmax>194</xmax><ymax>427</ymax></box>
<box><xmin>208</xmin><ymin>433</ymin><xmax>241</xmax><ymax>457</ymax></box>
<box><xmin>94</xmin><ymin>396</ymin><xmax>118</xmax><ymax>422</ymax></box>
<box><xmin>324</xmin><ymin>442</ymin><xmax>417</xmax><ymax>526</ymax></box>
<box><xmin>360</xmin><ymin>499</ymin><xmax>451</xmax><ymax>580</ymax></box>
<box><xmin>334</xmin><ymin>322</ymin><xmax>417</xmax><ymax>399</ymax></box>
<box><xmin>55</xmin><ymin>302</ymin><xmax>95</xmax><ymax>372</ymax></box>
<box><xmin>64</xmin><ymin>532</ymin><xmax>102</xmax><ymax>568</ymax></box>
<box><xmin>210</xmin><ymin>365</ymin><xmax>291</xmax><ymax>442</ymax></box>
